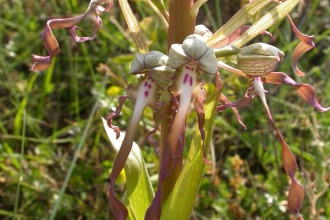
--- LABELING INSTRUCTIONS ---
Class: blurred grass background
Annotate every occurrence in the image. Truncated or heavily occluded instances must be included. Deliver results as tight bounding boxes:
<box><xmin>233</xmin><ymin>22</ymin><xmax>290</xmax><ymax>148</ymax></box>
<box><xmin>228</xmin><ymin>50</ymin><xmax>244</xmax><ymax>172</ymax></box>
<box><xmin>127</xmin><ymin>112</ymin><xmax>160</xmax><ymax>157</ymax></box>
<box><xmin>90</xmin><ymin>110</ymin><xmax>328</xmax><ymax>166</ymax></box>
<box><xmin>0</xmin><ymin>0</ymin><xmax>329</xmax><ymax>219</ymax></box>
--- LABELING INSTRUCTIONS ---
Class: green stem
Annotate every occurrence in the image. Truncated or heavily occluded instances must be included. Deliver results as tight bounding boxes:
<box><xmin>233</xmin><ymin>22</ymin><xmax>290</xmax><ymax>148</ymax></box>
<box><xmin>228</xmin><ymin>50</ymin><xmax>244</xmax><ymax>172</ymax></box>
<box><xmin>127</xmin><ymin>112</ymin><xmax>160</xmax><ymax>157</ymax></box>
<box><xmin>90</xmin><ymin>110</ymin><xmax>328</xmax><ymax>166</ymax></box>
<box><xmin>167</xmin><ymin>0</ymin><xmax>195</xmax><ymax>50</ymax></box>
<box><xmin>160</xmin><ymin>0</ymin><xmax>196</xmax><ymax>203</ymax></box>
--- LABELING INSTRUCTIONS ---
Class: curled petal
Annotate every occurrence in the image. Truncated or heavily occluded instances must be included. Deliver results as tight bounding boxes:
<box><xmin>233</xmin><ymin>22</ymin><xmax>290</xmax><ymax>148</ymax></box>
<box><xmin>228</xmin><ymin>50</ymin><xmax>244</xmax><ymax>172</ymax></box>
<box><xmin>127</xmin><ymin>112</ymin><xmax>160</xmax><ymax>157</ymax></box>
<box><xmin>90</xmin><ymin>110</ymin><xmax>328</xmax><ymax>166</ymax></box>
<box><xmin>218</xmin><ymin>93</ymin><xmax>247</xmax><ymax>129</ymax></box>
<box><xmin>31</xmin><ymin>0</ymin><xmax>113</xmax><ymax>71</ymax></box>
<box><xmin>70</xmin><ymin>14</ymin><xmax>102</xmax><ymax>42</ymax></box>
<box><xmin>264</xmin><ymin>72</ymin><xmax>330</xmax><ymax>112</ymax></box>
<box><xmin>107</xmin><ymin>95</ymin><xmax>128</xmax><ymax>139</ymax></box>
<box><xmin>286</xmin><ymin>15</ymin><xmax>315</xmax><ymax>77</ymax></box>
<box><xmin>217</xmin><ymin>95</ymin><xmax>252</xmax><ymax>112</ymax></box>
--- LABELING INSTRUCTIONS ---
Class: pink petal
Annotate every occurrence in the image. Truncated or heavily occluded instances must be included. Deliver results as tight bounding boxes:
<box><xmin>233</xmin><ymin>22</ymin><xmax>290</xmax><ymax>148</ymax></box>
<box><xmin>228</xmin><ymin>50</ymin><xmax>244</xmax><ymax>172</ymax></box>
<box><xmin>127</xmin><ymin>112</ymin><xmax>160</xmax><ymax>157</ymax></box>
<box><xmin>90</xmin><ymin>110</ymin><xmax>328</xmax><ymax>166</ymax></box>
<box><xmin>264</xmin><ymin>72</ymin><xmax>330</xmax><ymax>112</ymax></box>
<box><xmin>286</xmin><ymin>15</ymin><xmax>315</xmax><ymax>77</ymax></box>
<box><xmin>70</xmin><ymin>15</ymin><xmax>102</xmax><ymax>42</ymax></box>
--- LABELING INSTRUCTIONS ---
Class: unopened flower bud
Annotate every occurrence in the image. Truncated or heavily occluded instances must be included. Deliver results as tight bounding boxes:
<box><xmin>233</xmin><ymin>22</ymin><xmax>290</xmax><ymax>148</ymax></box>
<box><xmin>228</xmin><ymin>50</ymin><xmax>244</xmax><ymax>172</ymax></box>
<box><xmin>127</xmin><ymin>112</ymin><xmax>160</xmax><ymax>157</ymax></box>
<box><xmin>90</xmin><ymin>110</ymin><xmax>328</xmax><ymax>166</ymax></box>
<box><xmin>237</xmin><ymin>43</ymin><xmax>284</xmax><ymax>77</ymax></box>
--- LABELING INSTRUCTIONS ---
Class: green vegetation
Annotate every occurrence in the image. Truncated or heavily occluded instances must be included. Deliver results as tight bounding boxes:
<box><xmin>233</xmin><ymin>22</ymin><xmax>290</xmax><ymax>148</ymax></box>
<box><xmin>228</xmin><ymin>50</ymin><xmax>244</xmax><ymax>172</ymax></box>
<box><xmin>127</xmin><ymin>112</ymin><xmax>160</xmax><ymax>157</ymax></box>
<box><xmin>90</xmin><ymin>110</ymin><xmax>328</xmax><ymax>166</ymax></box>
<box><xmin>1</xmin><ymin>0</ymin><xmax>329</xmax><ymax>219</ymax></box>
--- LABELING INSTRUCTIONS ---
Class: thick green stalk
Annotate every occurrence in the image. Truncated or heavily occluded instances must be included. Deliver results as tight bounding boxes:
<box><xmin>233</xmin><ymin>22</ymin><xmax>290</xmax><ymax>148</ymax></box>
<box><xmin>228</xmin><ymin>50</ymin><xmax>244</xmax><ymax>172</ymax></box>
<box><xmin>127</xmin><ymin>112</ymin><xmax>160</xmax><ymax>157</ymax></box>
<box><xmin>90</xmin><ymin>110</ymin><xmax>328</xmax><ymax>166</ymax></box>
<box><xmin>167</xmin><ymin>0</ymin><xmax>195</xmax><ymax>49</ymax></box>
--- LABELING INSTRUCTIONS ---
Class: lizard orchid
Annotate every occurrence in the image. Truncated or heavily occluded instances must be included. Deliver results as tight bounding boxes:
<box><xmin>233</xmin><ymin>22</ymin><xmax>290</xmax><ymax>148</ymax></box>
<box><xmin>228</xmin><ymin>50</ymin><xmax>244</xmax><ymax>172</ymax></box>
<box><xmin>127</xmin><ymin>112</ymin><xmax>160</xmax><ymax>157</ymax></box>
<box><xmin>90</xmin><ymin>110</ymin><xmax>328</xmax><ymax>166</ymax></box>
<box><xmin>30</xmin><ymin>0</ymin><xmax>330</xmax><ymax>219</ymax></box>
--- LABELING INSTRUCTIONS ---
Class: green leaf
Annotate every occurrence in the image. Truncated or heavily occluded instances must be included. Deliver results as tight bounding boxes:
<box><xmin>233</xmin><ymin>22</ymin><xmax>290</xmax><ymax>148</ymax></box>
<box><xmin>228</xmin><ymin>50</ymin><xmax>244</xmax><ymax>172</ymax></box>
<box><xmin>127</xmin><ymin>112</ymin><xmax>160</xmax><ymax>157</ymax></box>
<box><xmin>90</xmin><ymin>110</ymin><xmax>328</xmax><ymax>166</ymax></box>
<box><xmin>206</xmin><ymin>0</ymin><xmax>272</xmax><ymax>47</ymax></box>
<box><xmin>160</xmin><ymin>88</ymin><xmax>222</xmax><ymax>220</ymax></box>
<box><xmin>118</xmin><ymin>0</ymin><xmax>149</xmax><ymax>54</ymax></box>
<box><xmin>102</xmin><ymin>118</ymin><xmax>154</xmax><ymax>220</ymax></box>
<box><xmin>232</xmin><ymin>0</ymin><xmax>300</xmax><ymax>47</ymax></box>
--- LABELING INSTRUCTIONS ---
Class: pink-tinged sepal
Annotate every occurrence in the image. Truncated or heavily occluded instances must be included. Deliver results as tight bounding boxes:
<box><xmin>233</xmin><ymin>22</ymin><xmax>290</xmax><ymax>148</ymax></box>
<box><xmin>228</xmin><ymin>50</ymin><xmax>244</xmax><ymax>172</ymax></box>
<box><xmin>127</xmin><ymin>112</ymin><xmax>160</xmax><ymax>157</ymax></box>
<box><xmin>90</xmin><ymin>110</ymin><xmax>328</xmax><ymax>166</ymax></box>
<box><xmin>286</xmin><ymin>15</ymin><xmax>315</xmax><ymax>77</ymax></box>
<box><xmin>31</xmin><ymin>0</ymin><xmax>113</xmax><ymax>71</ymax></box>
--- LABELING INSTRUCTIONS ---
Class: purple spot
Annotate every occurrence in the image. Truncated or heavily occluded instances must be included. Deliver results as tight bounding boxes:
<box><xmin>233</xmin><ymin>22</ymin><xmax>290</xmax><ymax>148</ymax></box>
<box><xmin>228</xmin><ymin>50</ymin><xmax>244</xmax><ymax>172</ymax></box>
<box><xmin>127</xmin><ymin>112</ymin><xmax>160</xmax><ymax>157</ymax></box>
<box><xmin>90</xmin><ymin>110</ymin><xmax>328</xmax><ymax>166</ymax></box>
<box><xmin>185</xmin><ymin>65</ymin><xmax>194</xmax><ymax>71</ymax></box>
<box><xmin>183</xmin><ymin>74</ymin><xmax>189</xmax><ymax>84</ymax></box>
<box><xmin>189</xmin><ymin>76</ymin><xmax>193</xmax><ymax>86</ymax></box>
<box><xmin>144</xmin><ymin>82</ymin><xmax>148</xmax><ymax>87</ymax></box>
<box><xmin>148</xmin><ymin>85</ymin><xmax>152</xmax><ymax>89</ymax></box>
<box><xmin>144</xmin><ymin>91</ymin><xmax>149</xmax><ymax>97</ymax></box>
